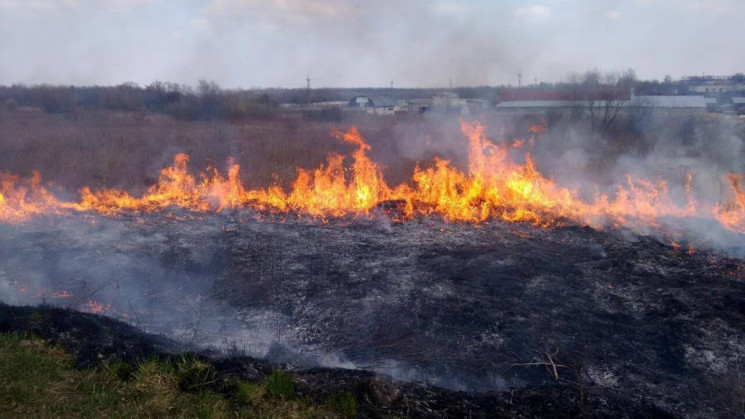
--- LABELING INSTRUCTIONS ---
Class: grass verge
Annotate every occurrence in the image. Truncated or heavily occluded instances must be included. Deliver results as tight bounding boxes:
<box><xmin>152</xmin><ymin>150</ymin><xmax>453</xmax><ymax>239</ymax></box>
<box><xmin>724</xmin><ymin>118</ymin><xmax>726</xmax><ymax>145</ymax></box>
<box><xmin>0</xmin><ymin>332</ymin><xmax>357</xmax><ymax>418</ymax></box>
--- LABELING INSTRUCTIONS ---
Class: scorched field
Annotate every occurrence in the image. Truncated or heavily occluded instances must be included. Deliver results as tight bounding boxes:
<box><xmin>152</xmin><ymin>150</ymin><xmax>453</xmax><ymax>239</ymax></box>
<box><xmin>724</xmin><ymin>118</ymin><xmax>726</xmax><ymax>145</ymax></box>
<box><xmin>1</xmin><ymin>110</ymin><xmax>745</xmax><ymax>417</ymax></box>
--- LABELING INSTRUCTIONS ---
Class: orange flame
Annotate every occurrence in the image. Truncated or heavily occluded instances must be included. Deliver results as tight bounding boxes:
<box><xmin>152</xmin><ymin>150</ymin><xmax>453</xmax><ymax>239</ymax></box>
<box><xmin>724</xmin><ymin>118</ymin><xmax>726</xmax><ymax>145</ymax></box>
<box><xmin>0</xmin><ymin>122</ymin><xmax>743</xmax><ymax>236</ymax></box>
<box><xmin>713</xmin><ymin>174</ymin><xmax>745</xmax><ymax>234</ymax></box>
<box><xmin>0</xmin><ymin>171</ymin><xmax>61</xmax><ymax>222</ymax></box>
<box><xmin>84</xmin><ymin>300</ymin><xmax>111</xmax><ymax>314</ymax></box>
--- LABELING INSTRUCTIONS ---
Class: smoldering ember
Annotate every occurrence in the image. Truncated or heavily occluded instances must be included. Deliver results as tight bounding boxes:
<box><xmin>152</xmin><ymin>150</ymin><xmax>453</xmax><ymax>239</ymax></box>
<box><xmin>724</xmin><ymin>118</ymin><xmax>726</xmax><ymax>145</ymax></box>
<box><xmin>1</xmin><ymin>80</ymin><xmax>745</xmax><ymax>417</ymax></box>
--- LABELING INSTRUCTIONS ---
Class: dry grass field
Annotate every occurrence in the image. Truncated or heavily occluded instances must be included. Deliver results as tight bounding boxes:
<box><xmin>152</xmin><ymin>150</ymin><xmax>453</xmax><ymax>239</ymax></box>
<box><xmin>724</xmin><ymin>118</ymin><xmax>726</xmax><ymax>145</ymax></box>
<box><xmin>2</xmin><ymin>106</ymin><xmax>736</xmax><ymax>207</ymax></box>
<box><xmin>0</xmin><ymin>109</ymin><xmax>480</xmax><ymax>196</ymax></box>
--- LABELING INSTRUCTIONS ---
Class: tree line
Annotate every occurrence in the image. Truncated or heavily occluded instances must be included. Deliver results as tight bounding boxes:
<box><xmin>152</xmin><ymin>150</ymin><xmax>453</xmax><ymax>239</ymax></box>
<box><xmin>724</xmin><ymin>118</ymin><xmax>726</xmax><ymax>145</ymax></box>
<box><xmin>0</xmin><ymin>80</ymin><xmax>279</xmax><ymax>121</ymax></box>
<box><xmin>0</xmin><ymin>82</ymin><xmax>504</xmax><ymax>119</ymax></box>
<box><xmin>1</xmin><ymin>70</ymin><xmax>742</xmax><ymax>121</ymax></box>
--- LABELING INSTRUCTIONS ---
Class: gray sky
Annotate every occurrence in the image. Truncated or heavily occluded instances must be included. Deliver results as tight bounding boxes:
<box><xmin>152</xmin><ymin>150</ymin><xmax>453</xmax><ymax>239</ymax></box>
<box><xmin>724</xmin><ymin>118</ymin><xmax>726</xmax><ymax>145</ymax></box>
<box><xmin>0</xmin><ymin>0</ymin><xmax>743</xmax><ymax>88</ymax></box>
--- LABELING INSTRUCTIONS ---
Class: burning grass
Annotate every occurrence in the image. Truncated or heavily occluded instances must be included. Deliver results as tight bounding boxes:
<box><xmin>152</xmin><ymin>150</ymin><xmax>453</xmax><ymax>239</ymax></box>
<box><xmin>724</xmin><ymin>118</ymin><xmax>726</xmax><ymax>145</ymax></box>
<box><xmin>1</xmin><ymin>116</ymin><xmax>743</xmax><ymax>239</ymax></box>
<box><xmin>0</xmin><ymin>109</ymin><xmax>414</xmax><ymax>191</ymax></box>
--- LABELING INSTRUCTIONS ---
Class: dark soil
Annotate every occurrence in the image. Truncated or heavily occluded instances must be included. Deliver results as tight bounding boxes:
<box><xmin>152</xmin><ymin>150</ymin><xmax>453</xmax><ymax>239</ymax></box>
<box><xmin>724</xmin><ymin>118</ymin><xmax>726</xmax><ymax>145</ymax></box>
<box><xmin>0</xmin><ymin>302</ymin><xmax>673</xmax><ymax>418</ymax></box>
<box><xmin>1</xmin><ymin>212</ymin><xmax>744</xmax><ymax>417</ymax></box>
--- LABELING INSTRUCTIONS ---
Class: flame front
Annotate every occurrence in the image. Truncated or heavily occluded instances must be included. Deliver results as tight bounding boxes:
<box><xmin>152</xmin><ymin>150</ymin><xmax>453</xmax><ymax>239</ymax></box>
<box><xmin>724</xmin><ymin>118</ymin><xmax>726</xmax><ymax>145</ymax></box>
<box><xmin>713</xmin><ymin>174</ymin><xmax>745</xmax><ymax>233</ymax></box>
<box><xmin>1</xmin><ymin>122</ymin><xmax>744</xmax><ymax>235</ymax></box>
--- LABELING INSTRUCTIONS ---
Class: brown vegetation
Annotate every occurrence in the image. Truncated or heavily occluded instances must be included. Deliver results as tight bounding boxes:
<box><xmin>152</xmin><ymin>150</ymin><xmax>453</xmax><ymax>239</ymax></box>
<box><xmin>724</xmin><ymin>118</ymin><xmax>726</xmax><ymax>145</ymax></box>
<box><xmin>0</xmin><ymin>105</ymin><xmax>738</xmax><ymax>210</ymax></box>
<box><xmin>0</xmin><ymin>109</ymin><xmax>483</xmax><ymax>196</ymax></box>
<box><xmin>0</xmin><ymin>110</ymin><xmax>377</xmax><ymax>192</ymax></box>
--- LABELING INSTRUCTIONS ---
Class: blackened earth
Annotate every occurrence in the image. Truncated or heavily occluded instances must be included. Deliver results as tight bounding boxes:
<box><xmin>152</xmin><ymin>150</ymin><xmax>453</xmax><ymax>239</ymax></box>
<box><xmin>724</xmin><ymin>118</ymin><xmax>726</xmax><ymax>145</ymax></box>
<box><xmin>0</xmin><ymin>303</ymin><xmax>673</xmax><ymax>418</ymax></box>
<box><xmin>1</xmin><ymin>211</ymin><xmax>744</xmax><ymax>417</ymax></box>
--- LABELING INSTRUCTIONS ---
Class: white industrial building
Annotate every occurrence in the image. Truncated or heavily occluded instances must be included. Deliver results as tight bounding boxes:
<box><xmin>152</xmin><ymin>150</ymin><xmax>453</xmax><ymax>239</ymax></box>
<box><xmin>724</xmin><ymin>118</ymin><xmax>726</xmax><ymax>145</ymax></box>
<box><xmin>347</xmin><ymin>94</ymin><xmax>399</xmax><ymax>115</ymax></box>
<box><xmin>495</xmin><ymin>95</ymin><xmax>708</xmax><ymax>113</ymax></box>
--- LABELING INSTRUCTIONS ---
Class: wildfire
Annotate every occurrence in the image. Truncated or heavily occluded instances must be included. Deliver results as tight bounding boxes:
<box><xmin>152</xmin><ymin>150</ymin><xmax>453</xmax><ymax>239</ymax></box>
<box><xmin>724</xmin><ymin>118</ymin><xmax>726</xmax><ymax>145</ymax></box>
<box><xmin>0</xmin><ymin>121</ymin><xmax>744</xmax><ymax>234</ymax></box>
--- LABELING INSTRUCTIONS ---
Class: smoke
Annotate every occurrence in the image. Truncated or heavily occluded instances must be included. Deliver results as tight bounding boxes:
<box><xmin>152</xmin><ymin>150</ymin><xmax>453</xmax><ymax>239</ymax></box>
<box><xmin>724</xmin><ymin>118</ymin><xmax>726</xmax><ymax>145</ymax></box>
<box><xmin>534</xmin><ymin>113</ymin><xmax>745</xmax><ymax>254</ymax></box>
<box><xmin>0</xmin><ymin>212</ymin><xmax>521</xmax><ymax>391</ymax></box>
<box><xmin>0</xmin><ymin>216</ymin><xmax>281</xmax><ymax>356</ymax></box>
<box><xmin>374</xmin><ymin>110</ymin><xmax>745</xmax><ymax>256</ymax></box>
<box><xmin>11</xmin><ymin>1</ymin><xmax>745</xmax><ymax>88</ymax></box>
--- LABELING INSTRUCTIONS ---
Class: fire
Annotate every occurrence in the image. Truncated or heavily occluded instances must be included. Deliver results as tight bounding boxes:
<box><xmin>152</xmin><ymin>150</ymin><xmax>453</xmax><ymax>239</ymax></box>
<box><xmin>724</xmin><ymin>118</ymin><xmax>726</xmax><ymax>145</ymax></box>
<box><xmin>406</xmin><ymin>121</ymin><xmax>582</xmax><ymax>224</ymax></box>
<box><xmin>74</xmin><ymin>153</ymin><xmax>212</xmax><ymax>215</ymax></box>
<box><xmin>713</xmin><ymin>174</ymin><xmax>745</xmax><ymax>234</ymax></box>
<box><xmin>275</xmin><ymin>127</ymin><xmax>400</xmax><ymax>217</ymax></box>
<box><xmin>0</xmin><ymin>171</ymin><xmax>62</xmax><ymax>222</ymax></box>
<box><xmin>84</xmin><ymin>300</ymin><xmax>111</xmax><ymax>314</ymax></box>
<box><xmin>0</xmin><ymin>121</ymin><xmax>744</xmax><ymax>235</ymax></box>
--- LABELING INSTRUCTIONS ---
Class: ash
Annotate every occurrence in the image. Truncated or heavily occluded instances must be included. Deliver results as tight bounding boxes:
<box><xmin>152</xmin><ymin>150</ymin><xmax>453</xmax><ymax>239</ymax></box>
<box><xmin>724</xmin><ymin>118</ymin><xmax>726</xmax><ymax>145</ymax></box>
<box><xmin>2</xmin><ymin>211</ymin><xmax>745</xmax><ymax>416</ymax></box>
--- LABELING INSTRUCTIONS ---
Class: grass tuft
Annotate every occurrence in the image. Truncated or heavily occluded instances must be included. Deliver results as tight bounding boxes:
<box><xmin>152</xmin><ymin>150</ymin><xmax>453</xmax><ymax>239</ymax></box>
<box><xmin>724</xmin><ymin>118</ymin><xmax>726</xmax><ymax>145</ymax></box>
<box><xmin>325</xmin><ymin>391</ymin><xmax>359</xmax><ymax>417</ymax></box>
<box><xmin>265</xmin><ymin>370</ymin><xmax>296</xmax><ymax>399</ymax></box>
<box><xmin>104</xmin><ymin>358</ymin><xmax>134</xmax><ymax>380</ymax></box>
<box><xmin>173</xmin><ymin>355</ymin><xmax>218</xmax><ymax>392</ymax></box>
<box><xmin>232</xmin><ymin>380</ymin><xmax>265</xmax><ymax>406</ymax></box>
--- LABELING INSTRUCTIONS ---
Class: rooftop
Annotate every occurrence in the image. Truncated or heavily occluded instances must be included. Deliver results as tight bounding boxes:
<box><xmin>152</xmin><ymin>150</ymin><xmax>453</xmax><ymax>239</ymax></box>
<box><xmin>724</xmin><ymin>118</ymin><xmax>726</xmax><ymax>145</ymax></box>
<box><xmin>633</xmin><ymin>95</ymin><xmax>707</xmax><ymax>108</ymax></box>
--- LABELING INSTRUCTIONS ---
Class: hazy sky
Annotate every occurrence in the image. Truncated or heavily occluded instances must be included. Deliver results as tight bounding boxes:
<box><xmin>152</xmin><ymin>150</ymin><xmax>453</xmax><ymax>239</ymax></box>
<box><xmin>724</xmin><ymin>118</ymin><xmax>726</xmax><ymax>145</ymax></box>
<box><xmin>0</xmin><ymin>0</ymin><xmax>743</xmax><ymax>88</ymax></box>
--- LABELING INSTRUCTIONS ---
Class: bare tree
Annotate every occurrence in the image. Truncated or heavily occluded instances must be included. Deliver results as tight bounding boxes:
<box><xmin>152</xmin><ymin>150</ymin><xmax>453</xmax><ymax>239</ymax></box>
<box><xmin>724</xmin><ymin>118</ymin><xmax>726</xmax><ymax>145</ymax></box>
<box><xmin>567</xmin><ymin>69</ymin><xmax>632</xmax><ymax>133</ymax></box>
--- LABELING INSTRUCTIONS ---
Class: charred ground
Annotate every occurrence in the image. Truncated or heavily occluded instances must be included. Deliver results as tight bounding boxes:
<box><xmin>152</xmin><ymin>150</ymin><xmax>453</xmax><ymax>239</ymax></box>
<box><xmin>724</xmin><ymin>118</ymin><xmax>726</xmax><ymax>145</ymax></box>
<box><xmin>0</xmin><ymin>302</ymin><xmax>672</xmax><ymax>418</ymax></box>
<box><xmin>1</xmin><ymin>212</ymin><xmax>744</xmax><ymax>417</ymax></box>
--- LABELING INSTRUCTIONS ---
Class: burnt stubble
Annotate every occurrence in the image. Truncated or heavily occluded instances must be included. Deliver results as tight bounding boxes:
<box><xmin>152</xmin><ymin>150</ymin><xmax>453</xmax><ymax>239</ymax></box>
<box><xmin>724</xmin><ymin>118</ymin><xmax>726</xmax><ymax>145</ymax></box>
<box><xmin>1</xmin><ymin>212</ymin><xmax>744</xmax><ymax>417</ymax></box>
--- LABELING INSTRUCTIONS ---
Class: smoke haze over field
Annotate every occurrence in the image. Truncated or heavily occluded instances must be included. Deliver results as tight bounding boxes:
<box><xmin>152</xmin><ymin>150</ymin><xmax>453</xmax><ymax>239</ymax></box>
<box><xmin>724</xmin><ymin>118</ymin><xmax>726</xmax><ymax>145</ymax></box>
<box><xmin>0</xmin><ymin>0</ymin><xmax>744</xmax><ymax>88</ymax></box>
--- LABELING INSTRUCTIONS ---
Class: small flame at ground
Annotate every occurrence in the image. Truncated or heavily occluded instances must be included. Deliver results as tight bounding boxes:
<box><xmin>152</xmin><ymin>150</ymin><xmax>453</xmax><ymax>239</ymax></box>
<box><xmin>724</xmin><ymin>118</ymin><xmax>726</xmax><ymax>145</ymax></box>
<box><xmin>84</xmin><ymin>300</ymin><xmax>111</xmax><ymax>314</ymax></box>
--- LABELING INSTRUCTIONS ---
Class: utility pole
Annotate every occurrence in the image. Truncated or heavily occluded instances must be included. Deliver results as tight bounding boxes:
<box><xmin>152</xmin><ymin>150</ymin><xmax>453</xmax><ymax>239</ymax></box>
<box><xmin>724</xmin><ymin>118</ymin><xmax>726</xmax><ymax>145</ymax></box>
<box><xmin>306</xmin><ymin>75</ymin><xmax>311</xmax><ymax>106</ymax></box>
<box><xmin>518</xmin><ymin>71</ymin><xmax>522</xmax><ymax>87</ymax></box>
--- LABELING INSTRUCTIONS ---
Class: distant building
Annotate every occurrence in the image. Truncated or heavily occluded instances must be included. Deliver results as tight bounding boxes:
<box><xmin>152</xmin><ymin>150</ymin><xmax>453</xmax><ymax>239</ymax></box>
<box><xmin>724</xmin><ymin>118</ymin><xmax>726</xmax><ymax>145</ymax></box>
<box><xmin>498</xmin><ymin>87</ymin><xmax>632</xmax><ymax>102</ymax></box>
<box><xmin>494</xmin><ymin>93</ymin><xmax>708</xmax><ymax>114</ymax></box>
<box><xmin>433</xmin><ymin>92</ymin><xmax>461</xmax><ymax>108</ymax></box>
<box><xmin>494</xmin><ymin>100</ymin><xmax>633</xmax><ymax>114</ymax></box>
<box><xmin>494</xmin><ymin>87</ymin><xmax>632</xmax><ymax>113</ymax></box>
<box><xmin>732</xmin><ymin>97</ymin><xmax>745</xmax><ymax>115</ymax></box>
<box><xmin>683</xmin><ymin>76</ymin><xmax>745</xmax><ymax>94</ymax></box>
<box><xmin>462</xmin><ymin>99</ymin><xmax>490</xmax><ymax>115</ymax></box>
<box><xmin>347</xmin><ymin>94</ymin><xmax>398</xmax><ymax>115</ymax></box>
<box><xmin>632</xmin><ymin>95</ymin><xmax>708</xmax><ymax>111</ymax></box>
<box><xmin>405</xmin><ymin>98</ymin><xmax>431</xmax><ymax>114</ymax></box>
<box><xmin>704</xmin><ymin>97</ymin><xmax>719</xmax><ymax>112</ymax></box>
<box><xmin>495</xmin><ymin>100</ymin><xmax>579</xmax><ymax>112</ymax></box>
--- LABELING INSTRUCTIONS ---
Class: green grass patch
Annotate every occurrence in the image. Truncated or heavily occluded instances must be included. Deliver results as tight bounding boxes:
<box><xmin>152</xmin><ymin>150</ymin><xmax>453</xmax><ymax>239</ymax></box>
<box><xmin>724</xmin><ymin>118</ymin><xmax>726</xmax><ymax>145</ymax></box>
<box><xmin>233</xmin><ymin>380</ymin><xmax>265</xmax><ymax>406</ymax></box>
<box><xmin>265</xmin><ymin>370</ymin><xmax>295</xmax><ymax>399</ymax></box>
<box><xmin>325</xmin><ymin>391</ymin><xmax>359</xmax><ymax>418</ymax></box>
<box><xmin>173</xmin><ymin>355</ymin><xmax>218</xmax><ymax>392</ymax></box>
<box><xmin>0</xmin><ymin>332</ymin><xmax>337</xmax><ymax>418</ymax></box>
